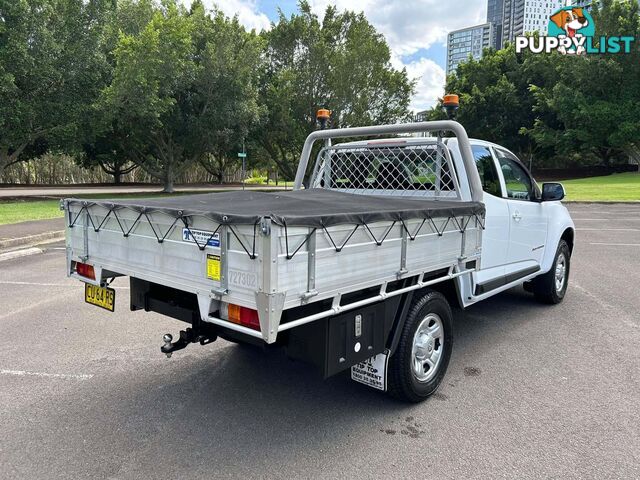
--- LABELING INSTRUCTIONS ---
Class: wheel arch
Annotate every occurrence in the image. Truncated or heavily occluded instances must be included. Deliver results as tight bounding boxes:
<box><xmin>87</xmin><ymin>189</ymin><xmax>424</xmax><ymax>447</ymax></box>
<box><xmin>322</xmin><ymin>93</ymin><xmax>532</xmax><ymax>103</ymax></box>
<box><xmin>561</xmin><ymin>227</ymin><xmax>575</xmax><ymax>255</ymax></box>
<box><xmin>386</xmin><ymin>288</ymin><xmax>454</xmax><ymax>402</ymax></box>
<box><xmin>387</xmin><ymin>282</ymin><xmax>458</xmax><ymax>356</ymax></box>
<box><xmin>541</xmin><ymin>219</ymin><xmax>575</xmax><ymax>273</ymax></box>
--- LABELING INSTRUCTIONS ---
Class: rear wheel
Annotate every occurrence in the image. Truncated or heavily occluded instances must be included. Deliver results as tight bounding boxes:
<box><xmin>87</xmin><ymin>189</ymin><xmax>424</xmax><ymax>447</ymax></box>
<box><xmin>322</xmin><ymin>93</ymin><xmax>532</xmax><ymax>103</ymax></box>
<box><xmin>387</xmin><ymin>290</ymin><xmax>453</xmax><ymax>402</ymax></box>
<box><xmin>533</xmin><ymin>239</ymin><xmax>570</xmax><ymax>304</ymax></box>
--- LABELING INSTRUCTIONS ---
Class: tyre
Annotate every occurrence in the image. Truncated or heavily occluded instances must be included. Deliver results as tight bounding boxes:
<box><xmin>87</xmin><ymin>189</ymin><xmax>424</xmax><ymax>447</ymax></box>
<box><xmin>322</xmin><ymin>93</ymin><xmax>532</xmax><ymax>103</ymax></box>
<box><xmin>533</xmin><ymin>239</ymin><xmax>570</xmax><ymax>304</ymax></box>
<box><xmin>387</xmin><ymin>290</ymin><xmax>453</xmax><ymax>402</ymax></box>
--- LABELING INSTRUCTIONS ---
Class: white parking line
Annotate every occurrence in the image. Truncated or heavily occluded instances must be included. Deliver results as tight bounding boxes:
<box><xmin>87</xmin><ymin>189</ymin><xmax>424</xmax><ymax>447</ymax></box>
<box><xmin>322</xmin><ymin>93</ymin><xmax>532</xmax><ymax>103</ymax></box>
<box><xmin>573</xmin><ymin>218</ymin><xmax>640</xmax><ymax>221</ymax></box>
<box><xmin>0</xmin><ymin>281</ymin><xmax>78</xmax><ymax>286</ymax></box>
<box><xmin>0</xmin><ymin>293</ymin><xmax>75</xmax><ymax>321</ymax></box>
<box><xmin>573</xmin><ymin>283</ymin><xmax>639</xmax><ymax>331</ymax></box>
<box><xmin>0</xmin><ymin>281</ymin><xmax>129</xmax><ymax>289</ymax></box>
<box><xmin>0</xmin><ymin>369</ymin><xmax>93</xmax><ymax>380</ymax></box>
<box><xmin>577</xmin><ymin>228</ymin><xmax>640</xmax><ymax>232</ymax></box>
<box><xmin>574</xmin><ymin>212</ymin><xmax>640</xmax><ymax>215</ymax></box>
<box><xmin>589</xmin><ymin>242</ymin><xmax>640</xmax><ymax>246</ymax></box>
<box><xmin>0</xmin><ymin>247</ymin><xmax>43</xmax><ymax>262</ymax></box>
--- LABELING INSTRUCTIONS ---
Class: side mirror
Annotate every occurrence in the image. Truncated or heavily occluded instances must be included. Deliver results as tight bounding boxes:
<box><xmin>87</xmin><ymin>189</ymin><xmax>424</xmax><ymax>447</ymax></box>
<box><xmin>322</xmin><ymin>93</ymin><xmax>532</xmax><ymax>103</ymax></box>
<box><xmin>541</xmin><ymin>182</ymin><xmax>565</xmax><ymax>202</ymax></box>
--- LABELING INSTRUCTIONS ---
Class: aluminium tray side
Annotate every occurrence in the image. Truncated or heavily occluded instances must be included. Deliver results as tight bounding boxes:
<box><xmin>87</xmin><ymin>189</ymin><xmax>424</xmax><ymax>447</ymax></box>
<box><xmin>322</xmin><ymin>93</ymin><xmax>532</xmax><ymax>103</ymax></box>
<box><xmin>64</xmin><ymin>193</ymin><xmax>484</xmax><ymax>343</ymax></box>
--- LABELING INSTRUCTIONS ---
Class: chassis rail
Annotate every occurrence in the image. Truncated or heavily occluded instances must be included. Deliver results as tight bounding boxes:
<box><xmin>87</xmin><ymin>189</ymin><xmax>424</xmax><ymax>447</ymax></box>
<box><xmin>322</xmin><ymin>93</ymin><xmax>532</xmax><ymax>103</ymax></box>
<box><xmin>201</xmin><ymin>265</ymin><xmax>475</xmax><ymax>340</ymax></box>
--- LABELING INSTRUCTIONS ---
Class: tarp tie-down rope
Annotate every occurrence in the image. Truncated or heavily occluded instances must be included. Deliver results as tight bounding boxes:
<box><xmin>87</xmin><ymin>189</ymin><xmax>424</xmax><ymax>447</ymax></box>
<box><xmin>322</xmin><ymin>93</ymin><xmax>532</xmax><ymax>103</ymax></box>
<box><xmin>67</xmin><ymin>203</ymin><xmax>484</xmax><ymax>261</ymax></box>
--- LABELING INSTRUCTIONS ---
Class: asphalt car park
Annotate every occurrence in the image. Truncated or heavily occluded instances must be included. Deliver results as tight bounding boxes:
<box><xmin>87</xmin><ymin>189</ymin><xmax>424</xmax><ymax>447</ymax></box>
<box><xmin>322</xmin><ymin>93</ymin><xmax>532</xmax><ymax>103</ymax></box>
<box><xmin>0</xmin><ymin>203</ymin><xmax>638</xmax><ymax>479</ymax></box>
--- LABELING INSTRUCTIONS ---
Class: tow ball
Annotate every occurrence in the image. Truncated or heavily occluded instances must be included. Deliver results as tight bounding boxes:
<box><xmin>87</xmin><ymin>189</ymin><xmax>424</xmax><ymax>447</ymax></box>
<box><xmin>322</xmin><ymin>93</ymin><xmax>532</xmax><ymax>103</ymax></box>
<box><xmin>161</xmin><ymin>327</ymin><xmax>216</xmax><ymax>358</ymax></box>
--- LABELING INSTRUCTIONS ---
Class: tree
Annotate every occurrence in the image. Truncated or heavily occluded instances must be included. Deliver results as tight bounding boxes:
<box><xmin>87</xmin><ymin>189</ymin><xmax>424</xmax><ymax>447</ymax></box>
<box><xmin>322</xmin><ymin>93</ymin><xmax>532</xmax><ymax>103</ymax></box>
<box><xmin>0</xmin><ymin>0</ymin><xmax>111</xmax><ymax>173</ymax></box>
<box><xmin>431</xmin><ymin>0</ymin><xmax>640</xmax><ymax>170</ymax></box>
<box><xmin>528</xmin><ymin>58</ymin><xmax>636</xmax><ymax>166</ymax></box>
<box><xmin>191</xmin><ymin>5</ymin><xmax>263</xmax><ymax>184</ymax></box>
<box><xmin>101</xmin><ymin>1</ymin><xmax>261</xmax><ymax>191</ymax></box>
<box><xmin>256</xmin><ymin>1</ymin><xmax>414</xmax><ymax>180</ymax></box>
<box><xmin>99</xmin><ymin>0</ymin><xmax>195</xmax><ymax>192</ymax></box>
<box><xmin>528</xmin><ymin>0</ymin><xmax>640</xmax><ymax>166</ymax></box>
<box><xmin>431</xmin><ymin>40</ymin><xmax>560</xmax><ymax>168</ymax></box>
<box><xmin>78</xmin><ymin>0</ymin><xmax>157</xmax><ymax>184</ymax></box>
<box><xmin>79</xmin><ymin>131</ymin><xmax>138</xmax><ymax>184</ymax></box>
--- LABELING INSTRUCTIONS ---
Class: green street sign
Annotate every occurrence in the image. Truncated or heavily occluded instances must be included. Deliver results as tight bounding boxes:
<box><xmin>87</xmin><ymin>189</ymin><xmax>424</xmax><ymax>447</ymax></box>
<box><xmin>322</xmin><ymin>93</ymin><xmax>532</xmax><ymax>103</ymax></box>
<box><xmin>237</xmin><ymin>152</ymin><xmax>247</xmax><ymax>158</ymax></box>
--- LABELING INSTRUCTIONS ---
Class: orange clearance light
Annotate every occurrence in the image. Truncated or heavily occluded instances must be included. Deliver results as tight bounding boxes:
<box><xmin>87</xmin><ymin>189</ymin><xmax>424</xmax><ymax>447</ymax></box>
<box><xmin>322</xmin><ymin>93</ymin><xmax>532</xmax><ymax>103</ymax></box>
<box><xmin>316</xmin><ymin>108</ymin><xmax>331</xmax><ymax>120</ymax></box>
<box><xmin>227</xmin><ymin>303</ymin><xmax>260</xmax><ymax>331</ymax></box>
<box><xmin>442</xmin><ymin>94</ymin><xmax>460</xmax><ymax>120</ymax></box>
<box><xmin>442</xmin><ymin>94</ymin><xmax>459</xmax><ymax>107</ymax></box>
<box><xmin>228</xmin><ymin>303</ymin><xmax>242</xmax><ymax>324</ymax></box>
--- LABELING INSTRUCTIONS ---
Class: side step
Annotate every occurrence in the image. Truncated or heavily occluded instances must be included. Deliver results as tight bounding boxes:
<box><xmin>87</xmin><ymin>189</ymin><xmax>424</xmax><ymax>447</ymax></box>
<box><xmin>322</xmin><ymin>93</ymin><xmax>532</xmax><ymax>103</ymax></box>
<box><xmin>474</xmin><ymin>266</ymin><xmax>540</xmax><ymax>296</ymax></box>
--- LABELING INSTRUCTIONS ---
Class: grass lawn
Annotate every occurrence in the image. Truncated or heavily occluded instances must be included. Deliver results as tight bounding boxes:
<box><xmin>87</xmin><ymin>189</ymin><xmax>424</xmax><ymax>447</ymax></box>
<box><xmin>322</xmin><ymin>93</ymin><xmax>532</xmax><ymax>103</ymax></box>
<box><xmin>0</xmin><ymin>192</ymin><xmax>197</xmax><ymax>226</ymax></box>
<box><xmin>244</xmin><ymin>176</ymin><xmax>294</xmax><ymax>188</ymax></box>
<box><xmin>0</xmin><ymin>188</ymin><xmax>269</xmax><ymax>225</ymax></box>
<box><xmin>560</xmin><ymin>172</ymin><xmax>640</xmax><ymax>202</ymax></box>
<box><xmin>0</xmin><ymin>199</ymin><xmax>63</xmax><ymax>225</ymax></box>
<box><xmin>1</xmin><ymin>173</ymin><xmax>638</xmax><ymax>225</ymax></box>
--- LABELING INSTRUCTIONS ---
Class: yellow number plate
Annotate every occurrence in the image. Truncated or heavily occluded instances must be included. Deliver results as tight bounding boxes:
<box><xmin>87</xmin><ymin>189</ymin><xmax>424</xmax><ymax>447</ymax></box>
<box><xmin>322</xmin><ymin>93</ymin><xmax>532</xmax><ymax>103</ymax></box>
<box><xmin>84</xmin><ymin>283</ymin><xmax>115</xmax><ymax>312</ymax></box>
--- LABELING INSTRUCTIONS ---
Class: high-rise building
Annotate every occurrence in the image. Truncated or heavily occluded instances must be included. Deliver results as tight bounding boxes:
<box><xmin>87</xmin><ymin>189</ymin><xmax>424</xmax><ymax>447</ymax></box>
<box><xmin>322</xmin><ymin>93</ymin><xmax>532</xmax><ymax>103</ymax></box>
<box><xmin>447</xmin><ymin>0</ymin><xmax>611</xmax><ymax>74</ymax></box>
<box><xmin>486</xmin><ymin>0</ymin><xmax>504</xmax><ymax>48</ymax></box>
<box><xmin>502</xmin><ymin>0</ymin><xmax>565</xmax><ymax>45</ymax></box>
<box><xmin>446</xmin><ymin>23</ymin><xmax>494</xmax><ymax>75</ymax></box>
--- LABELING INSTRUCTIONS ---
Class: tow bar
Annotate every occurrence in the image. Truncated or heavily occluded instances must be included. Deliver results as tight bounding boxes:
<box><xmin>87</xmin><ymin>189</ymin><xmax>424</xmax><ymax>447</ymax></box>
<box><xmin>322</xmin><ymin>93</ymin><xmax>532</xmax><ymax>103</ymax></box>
<box><xmin>161</xmin><ymin>325</ymin><xmax>217</xmax><ymax>358</ymax></box>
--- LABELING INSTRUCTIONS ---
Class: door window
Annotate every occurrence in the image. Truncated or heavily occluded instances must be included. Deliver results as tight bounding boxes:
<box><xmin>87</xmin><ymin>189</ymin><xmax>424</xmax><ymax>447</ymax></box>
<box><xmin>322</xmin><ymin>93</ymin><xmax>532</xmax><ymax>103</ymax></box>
<box><xmin>471</xmin><ymin>145</ymin><xmax>501</xmax><ymax>197</ymax></box>
<box><xmin>495</xmin><ymin>149</ymin><xmax>534</xmax><ymax>201</ymax></box>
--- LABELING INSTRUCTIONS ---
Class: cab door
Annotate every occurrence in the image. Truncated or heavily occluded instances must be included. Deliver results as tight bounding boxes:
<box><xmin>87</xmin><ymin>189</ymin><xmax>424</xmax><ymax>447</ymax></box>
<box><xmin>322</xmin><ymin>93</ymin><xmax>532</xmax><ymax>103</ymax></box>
<box><xmin>493</xmin><ymin>148</ymin><xmax>548</xmax><ymax>278</ymax></box>
<box><xmin>469</xmin><ymin>144</ymin><xmax>509</xmax><ymax>286</ymax></box>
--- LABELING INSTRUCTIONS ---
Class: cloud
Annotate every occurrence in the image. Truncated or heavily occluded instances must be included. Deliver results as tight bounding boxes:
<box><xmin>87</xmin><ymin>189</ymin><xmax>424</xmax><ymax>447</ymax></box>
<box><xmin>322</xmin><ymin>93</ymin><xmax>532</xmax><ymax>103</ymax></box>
<box><xmin>181</xmin><ymin>0</ymin><xmax>271</xmax><ymax>31</ymax></box>
<box><xmin>183</xmin><ymin>0</ymin><xmax>485</xmax><ymax>109</ymax></box>
<box><xmin>308</xmin><ymin>0</ymin><xmax>485</xmax><ymax>57</ymax></box>
<box><xmin>308</xmin><ymin>0</ymin><xmax>485</xmax><ymax>109</ymax></box>
<box><xmin>404</xmin><ymin>58</ymin><xmax>446</xmax><ymax>111</ymax></box>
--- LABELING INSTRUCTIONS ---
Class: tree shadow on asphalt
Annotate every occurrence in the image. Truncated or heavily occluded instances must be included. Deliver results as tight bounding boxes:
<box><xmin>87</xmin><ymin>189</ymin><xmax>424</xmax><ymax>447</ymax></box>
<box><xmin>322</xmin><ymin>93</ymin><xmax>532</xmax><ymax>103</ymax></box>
<box><xmin>11</xmin><ymin>286</ymin><xmax>560</xmax><ymax>477</ymax></box>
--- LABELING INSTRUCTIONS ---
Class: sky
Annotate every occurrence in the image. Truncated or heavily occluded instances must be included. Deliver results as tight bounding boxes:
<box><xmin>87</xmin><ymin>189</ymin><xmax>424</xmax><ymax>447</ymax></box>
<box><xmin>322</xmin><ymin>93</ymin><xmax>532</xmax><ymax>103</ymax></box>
<box><xmin>182</xmin><ymin>0</ymin><xmax>487</xmax><ymax>111</ymax></box>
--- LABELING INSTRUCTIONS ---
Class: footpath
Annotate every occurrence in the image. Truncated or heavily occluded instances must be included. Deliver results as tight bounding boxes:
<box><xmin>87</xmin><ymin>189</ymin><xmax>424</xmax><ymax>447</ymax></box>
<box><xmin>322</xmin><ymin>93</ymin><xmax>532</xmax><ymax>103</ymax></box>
<box><xmin>0</xmin><ymin>218</ymin><xmax>65</xmax><ymax>261</ymax></box>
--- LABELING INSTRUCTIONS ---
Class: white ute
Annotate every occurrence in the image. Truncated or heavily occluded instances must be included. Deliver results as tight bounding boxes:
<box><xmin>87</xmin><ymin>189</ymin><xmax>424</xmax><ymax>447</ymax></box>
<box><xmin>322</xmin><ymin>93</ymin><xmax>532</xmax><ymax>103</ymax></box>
<box><xmin>63</xmin><ymin>117</ymin><xmax>574</xmax><ymax>402</ymax></box>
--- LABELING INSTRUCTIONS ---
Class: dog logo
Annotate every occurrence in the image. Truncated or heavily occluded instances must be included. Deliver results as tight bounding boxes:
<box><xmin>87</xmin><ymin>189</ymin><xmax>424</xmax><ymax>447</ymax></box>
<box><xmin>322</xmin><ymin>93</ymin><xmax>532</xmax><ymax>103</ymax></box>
<box><xmin>516</xmin><ymin>5</ymin><xmax>634</xmax><ymax>55</ymax></box>
<box><xmin>548</xmin><ymin>6</ymin><xmax>595</xmax><ymax>54</ymax></box>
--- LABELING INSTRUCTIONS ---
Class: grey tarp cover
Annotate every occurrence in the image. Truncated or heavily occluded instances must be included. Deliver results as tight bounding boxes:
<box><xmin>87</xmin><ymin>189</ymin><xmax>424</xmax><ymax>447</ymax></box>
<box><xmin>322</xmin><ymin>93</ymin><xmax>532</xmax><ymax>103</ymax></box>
<box><xmin>67</xmin><ymin>189</ymin><xmax>485</xmax><ymax>228</ymax></box>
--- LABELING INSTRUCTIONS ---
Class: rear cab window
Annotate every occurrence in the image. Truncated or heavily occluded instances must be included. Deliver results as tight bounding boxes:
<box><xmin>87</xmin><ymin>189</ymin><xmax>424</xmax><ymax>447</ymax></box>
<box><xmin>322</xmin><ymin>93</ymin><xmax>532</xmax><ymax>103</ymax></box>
<box><xmin>471</xmin><ymin>145</ymin><xmax>502</xmax><ymax>197</ymax></box>
<box><xmin>316</xmin><ymin>142</ymin><xmax>459</xmax><ymax>196</ymax></box>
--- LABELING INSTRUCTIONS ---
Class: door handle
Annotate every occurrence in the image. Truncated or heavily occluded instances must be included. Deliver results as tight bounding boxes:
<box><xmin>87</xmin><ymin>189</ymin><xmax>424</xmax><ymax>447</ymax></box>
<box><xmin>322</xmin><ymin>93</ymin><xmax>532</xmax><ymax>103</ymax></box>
<box><xmin>512</xmin><ymin>211</ymin><xmax>522</xmax><ymax>222</ymax></box>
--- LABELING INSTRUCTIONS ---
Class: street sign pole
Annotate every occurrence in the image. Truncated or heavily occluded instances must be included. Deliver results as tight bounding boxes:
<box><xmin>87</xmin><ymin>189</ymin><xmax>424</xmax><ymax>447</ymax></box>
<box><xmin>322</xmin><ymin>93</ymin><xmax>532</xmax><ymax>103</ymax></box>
<box><xmin>238</xmin><ymin>140</ymin><xmax>247</xmax><ymax>191</ymax></box>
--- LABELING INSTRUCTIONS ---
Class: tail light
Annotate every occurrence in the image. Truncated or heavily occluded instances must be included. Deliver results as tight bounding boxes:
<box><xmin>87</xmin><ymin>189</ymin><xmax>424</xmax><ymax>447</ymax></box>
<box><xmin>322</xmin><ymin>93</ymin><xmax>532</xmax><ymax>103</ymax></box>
<box><xmin>222</xmin><ymin>303</ymin><xmax>260</xmax><ymax>331</ymax></box>
<box><xmin>74</xmin><ymin>261</ymin><xmax>96</xmax><ymax>280</ymax></box>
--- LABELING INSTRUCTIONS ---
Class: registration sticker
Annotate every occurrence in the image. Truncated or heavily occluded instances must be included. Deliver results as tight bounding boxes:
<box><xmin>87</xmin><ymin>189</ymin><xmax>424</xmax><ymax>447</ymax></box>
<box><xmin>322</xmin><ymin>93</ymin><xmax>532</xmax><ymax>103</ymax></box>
<box><xmin>351</xmin><ymin>351</ymin><xmax>389</xmax><ymax>391</ymax></box>
<box><xmin>206</xmin><ymin>254</ymin><xmax>221</xmax><ymax>281</ymax></box>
